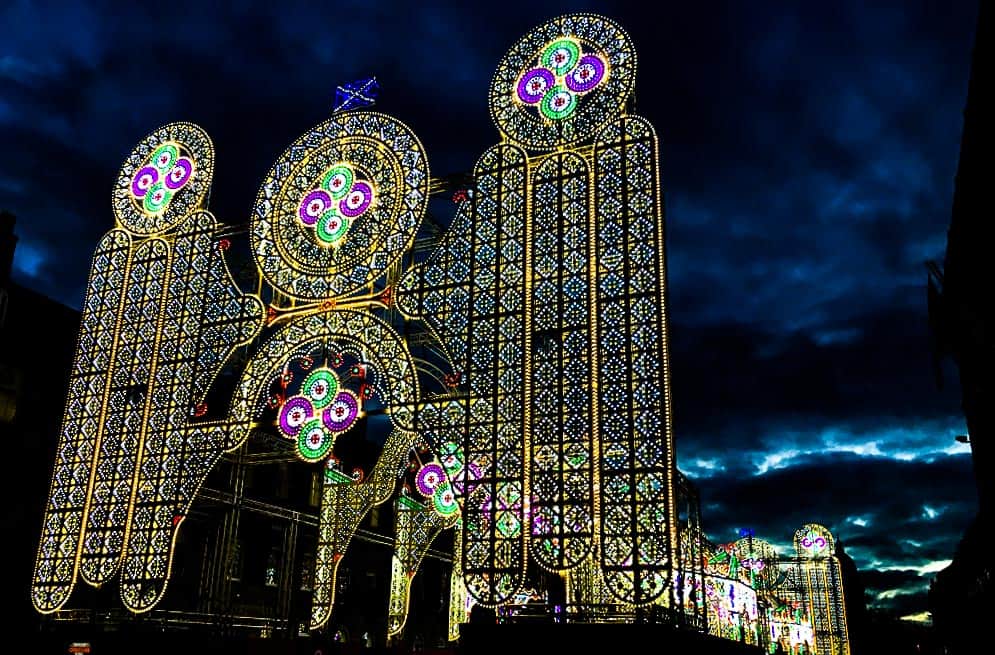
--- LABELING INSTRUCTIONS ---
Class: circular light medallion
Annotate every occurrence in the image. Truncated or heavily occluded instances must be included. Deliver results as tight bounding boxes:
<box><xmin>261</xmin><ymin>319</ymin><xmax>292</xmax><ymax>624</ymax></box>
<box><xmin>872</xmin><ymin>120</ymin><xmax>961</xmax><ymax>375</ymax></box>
<box><xmin>299</xmin><ymin>189</ymin><xmax>333</xmax><ymax>227</ymax></box>
<box><xmin>316</xmin><ymin>211</ymin><xmax>349</xmax><ymax>245</ymax></box>
<box><xmin>541</xmin><ymin>86</ymin><xmax>577</xmax><ymax>120</ymax></box>
<box><xmin>564</xmin><ymin>54</ymin><xmax>606</xmax><ymax>93</ymax></box>
<box><xmin>517</xmin><ymin>68</ymin><xmax>555</xmax><ymax>104</ymax></box>
<box><xmin>322</xmin><ymin>390</ymin><xmax>359</xmax><ymax>432</ymax></box>
<box><xmin>321</xmin><ymin>165</ymin><xmax>354</xmax><ymax>200</ymax></box>
<box><xmin>143</xmin><ymin>182</ymin><xmax>172</xmax><ymax>214</ymax></box>
<box><xmin>114</xmin><ymin>123</ymin><xmax>213</xmax><ymax>235</ymax></box>
<box><xmin>165</xmin><ymin>157</ymin><xmax>194</xmax><ymax>190</ymax></box>
<box><xmin>542</xmin><ymin>38</ymin><xmax>580</xmax><ymax>75</ymax></box>
<box><xmin>131</xmin><ymin>166</ymin><xmax>159</xmax><ymax>197</ymax></box>
<box><xmin>416</xmin><ymin>463</ymin><xmax>445</xmax><ymax>496</ymax></box>
<box><xmin>489</xmin><ymin>14</ymin><xmax>635</xmax><ymax>151</ymax></box>
<box><xmin>278</xmin><ymin>395</ymin><xmax>314</xmax><ymax>437</ymax></box>
<box><xmin>340</xmin><ymin>181</ymin><xmax>373</xmax><ymax>218</ymax></box>
<box><xmin>297</xmin><ymin>418</ymin><xmax>334</xmax><ymax>462</ymax></box>
<box><xmin>303</xmin><ymin>368</ymin><xmax>338</xmax><ymax>408</ymax></box>
<box><xmin>433</xmin><ymin>484</ymin><xmax>459</xmax><ymax>516</ymax></box>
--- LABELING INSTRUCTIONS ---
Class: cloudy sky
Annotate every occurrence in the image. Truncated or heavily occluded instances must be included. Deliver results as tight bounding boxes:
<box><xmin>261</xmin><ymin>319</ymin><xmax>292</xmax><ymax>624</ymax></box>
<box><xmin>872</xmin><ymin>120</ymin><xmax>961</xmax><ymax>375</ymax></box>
<box><xmin>1</xmin><ymin>0</ymin><xmax>980</xmax><ymax>623</ymax></box>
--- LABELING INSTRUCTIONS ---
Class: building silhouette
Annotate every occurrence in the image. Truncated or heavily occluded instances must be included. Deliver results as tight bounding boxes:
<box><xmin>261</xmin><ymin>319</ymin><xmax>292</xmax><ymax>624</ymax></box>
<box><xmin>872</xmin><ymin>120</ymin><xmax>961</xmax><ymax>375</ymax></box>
<box><xmin>927</xmin><ymin>1</ymin><xmax>993</xmax><ymax>652</ymax></box>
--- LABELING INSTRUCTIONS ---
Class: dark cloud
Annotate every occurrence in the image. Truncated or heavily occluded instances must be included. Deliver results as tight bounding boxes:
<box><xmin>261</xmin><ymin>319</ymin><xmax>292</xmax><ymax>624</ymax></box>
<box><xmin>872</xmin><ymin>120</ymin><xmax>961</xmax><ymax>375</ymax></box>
<box><xmin>1</xmin><ymin>0</ymin><xmax>981</xmax><ymax>620</ymax></box>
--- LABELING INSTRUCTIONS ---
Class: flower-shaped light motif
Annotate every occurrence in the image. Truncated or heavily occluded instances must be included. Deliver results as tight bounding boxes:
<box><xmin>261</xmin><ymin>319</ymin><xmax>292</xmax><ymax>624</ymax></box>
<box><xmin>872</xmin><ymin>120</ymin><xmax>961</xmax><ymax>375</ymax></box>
<box><xmin>297</xmin><ymin>163</ymin><xmax>375</xmax><ymax>247</ymax></box>
<box><xmin>276</xmin><ymin>366</ymin><xmax>362</xmax><ymax>462</ymax></box>
<box><xmin>800</xmin><ymin>530</ymin><xmax>828</xmax><ymax>555</ymax></box>
<box><xmin>515</xmin><ymin>37</ymin><xmax>608</xmax><ymax>121</ymax></box>
<box><xmin>130</xmin><ymin>142</ymin><xmax>195</xmax><ymax>215</ymax></box>
<box><xmin>414</xmin><ymin>459</ymin><xmax>461</xmax><ymax>518</ymax></box>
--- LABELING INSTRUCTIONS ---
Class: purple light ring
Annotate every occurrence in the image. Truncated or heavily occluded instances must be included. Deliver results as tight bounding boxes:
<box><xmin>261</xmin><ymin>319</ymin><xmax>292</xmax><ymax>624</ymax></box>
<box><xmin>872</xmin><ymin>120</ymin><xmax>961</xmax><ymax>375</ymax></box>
<box><xmin>339</xmin><ymin>181</ymin><xmax>373</xmax><ymax>218</ymax></box>
<box><xmin>131</xmin><ymin>166</ymin><xmax>159</xmax><ymax>197</ymax></box>
<box><xmin>164</xmin><ymin>157</ymin><xmax>193</xmax><ymax>190</ymax></box>
<box><xmin>416</xmin><ymin>462</ymin><xmax>446</xmax><ymax>496</ymax></box>
<box><xmin>565</xmin><ymin>55</ymin><xmax>606</xmax><ymax>93</ymax></box>
<box><xmin>516</xmin><ymin>67</ymin><xmax>555</xmax><ymax>104</ymax></box>
<box><xmin>279</xmin><ymin>395</ymin><xmax>314</xmax><ymax>437</ymax></box>
<box><xmin>299</xmin><ymin>189</ymin><xmax>332</xmax><ymax>226</ymax></box>
<box><xmin>322</xmin><ymin>390</ymin><xmax>359</xmax><ymax>432</ymax></box>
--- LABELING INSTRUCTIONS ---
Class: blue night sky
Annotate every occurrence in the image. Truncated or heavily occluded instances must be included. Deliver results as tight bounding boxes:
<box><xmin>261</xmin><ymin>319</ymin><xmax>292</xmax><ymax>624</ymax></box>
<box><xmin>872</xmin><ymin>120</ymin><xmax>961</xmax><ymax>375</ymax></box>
<box><xmin>0</xmin><ymin>0</ymin><xmax>980</xmax><ymax>621</ymax></box>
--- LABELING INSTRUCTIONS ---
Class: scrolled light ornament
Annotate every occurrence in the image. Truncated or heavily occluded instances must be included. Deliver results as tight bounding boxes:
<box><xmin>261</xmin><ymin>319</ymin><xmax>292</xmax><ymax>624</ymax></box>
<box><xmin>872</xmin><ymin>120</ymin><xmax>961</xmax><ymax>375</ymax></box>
<box><xmin>251</xmin><ymin>111</ymin><xmax>429</xmax><ymax>301</ymax></box>
<box><xmin>490</xmin><ymin>14</ymin><xmax>635</xmax><ymax>150</ymax></box>
<box><xmin>113</xmin><ymin>122</ymin><xmax>213</xmax><ymax>235</ymax></box>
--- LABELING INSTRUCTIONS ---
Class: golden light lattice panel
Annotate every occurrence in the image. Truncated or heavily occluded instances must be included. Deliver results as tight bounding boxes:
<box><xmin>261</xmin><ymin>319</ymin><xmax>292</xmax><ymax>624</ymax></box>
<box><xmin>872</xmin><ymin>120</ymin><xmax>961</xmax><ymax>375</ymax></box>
<box><xmin>387</xmin><ymin>496</ymin><xmax>456</xmax><ymax>638</ymax></box>
<box><xmin>33</xmin><ymin>210</ymin><xmax>264</xmax><ymax>613</ymax></box>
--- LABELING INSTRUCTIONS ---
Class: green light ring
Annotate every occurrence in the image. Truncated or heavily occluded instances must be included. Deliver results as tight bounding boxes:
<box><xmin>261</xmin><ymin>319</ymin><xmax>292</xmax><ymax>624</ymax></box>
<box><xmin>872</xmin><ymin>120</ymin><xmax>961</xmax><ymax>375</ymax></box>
<box><xmin>297</xmin><ymin>418</ymin><xmax>334</xmax><ymax>462</ymax></box>
<box><xmin>143</xmin><ymin>182</ymin><xmax>172</xmax><ymax>214</ymax></box>
<box><xmin>321</xmin><ymin>164</ymin><xmax>354</xmax><ymax>199</ymax></box>
<box><xmin>433</xmin><ymin>482</ymin><xmax>459</xmax><ymax>516</ymax></box>
<box><xmin>151</xmin><ymin>143</ymin><xmax>179</xmax><ymax>172</ymax></box>
<box><xmin>540</xmin><ymin>86</ymin><xmax>577</xmax><ymax>120</ymax></box>
<box><xmin>541</xmin><ymin>38</ymin><xmax>580</xmax><ymax>74</ymax></box>
<box><xmin>303</xmin><ymin>368</ymin><xmax>339</xmax><ymax>409</ymax></box>
<box><xmin>316</xmin><ymin>211</ymin><xmax>350</xmax><ymax>245</ymax></box>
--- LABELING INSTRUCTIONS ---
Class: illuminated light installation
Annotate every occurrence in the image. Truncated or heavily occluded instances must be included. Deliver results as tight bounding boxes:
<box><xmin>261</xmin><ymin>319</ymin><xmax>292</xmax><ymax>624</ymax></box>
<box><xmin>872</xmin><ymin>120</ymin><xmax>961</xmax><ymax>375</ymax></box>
<box><xmin>32</xmin><ymin>123</ymin><xmax>265</xmax><ymax>613</ymax></box>
<box><xmin>387</xmin><ymin>441</ymin><xmax>463</xmax><ymax>638</ymax></box>
<box><xmin>252</xmin><ymin>111</ymin><xmax>427</xmax><ymax>301</ymax></box>
<box><xmin>397</xmin><ymin>12</ymin><xmax>676</xmax><ymax>607</ymax></box>
<box><xmin>311</xmin><ymin>430</ymin><xmax>417</xmax><ymax>629</ymax></box>
<box><xmin>387</xmin><ymin>492</ymin><xmax>458</xmax><ymax>638</ymax></box>
<box><xmin>768</xmin><ymin>602</ymin><xmax>815</xmax><ymax>655</ymax></box>
<box><xmin>246</xmin><ymin>109</ymin><xmax>430</xmax><ymax>629</ymax></box>
<box><xmin>447</xmin><ymin>522</ymin><xmax>474</xmax><ymax>641</ymax></box>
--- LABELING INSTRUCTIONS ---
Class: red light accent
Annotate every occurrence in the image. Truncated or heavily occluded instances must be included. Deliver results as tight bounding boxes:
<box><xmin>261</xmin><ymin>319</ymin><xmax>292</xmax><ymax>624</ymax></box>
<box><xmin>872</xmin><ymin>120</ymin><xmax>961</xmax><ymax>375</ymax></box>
<box><xmin>194</xmin><ymin>403</ymin><xmax>208</xmax><ymax>417</ymax></box>
<box><xmin>218</xmin><ymin>238</ymin><xmax>231</xmax><ymax>251</ymax></box>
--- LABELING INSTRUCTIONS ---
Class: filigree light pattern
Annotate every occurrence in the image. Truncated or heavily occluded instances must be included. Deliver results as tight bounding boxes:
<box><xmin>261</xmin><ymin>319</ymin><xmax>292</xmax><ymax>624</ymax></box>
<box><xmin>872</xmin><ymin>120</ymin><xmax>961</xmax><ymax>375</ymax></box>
<box><xmin>113</xmin><ymin>123</ymin><xmax>213</xmax><ymax>236</ymax></box>
<box><xmin>387</xmin><ymin>496</ymin><xmax>456</xmax><ymax>638</ymax></box>
<box><xmin>489</xmin><ymin>14</ymin><xmax>636</xmax><ymax>151</ymax></box>
<box><xmin>566</xmin><ymin>552</ymin><xmax>616</xmax><ymax>613</ymax></box>
<box><xmin>399</xmin><ymin>14</ymin><xmax>675</xmax><ymax>607</ymax></box>
<box><xmin>33</xmin><ymin>207</ymin><xmax>264</xmax><ymax>613</ymax></box>
<box><xmin>80</xmin><ymin>237</ymin><xmax>170</xmax><ymax>585</ymax></box>
<box><xmin>398</xmin><ymin>144</ymin><xmax>531</xmax><ymax>606</ymax></box>
<box><xmin>32</xmin><ymin>229</ymin><xmax>131</xmax><ymax>612</ymax></box>
<box><xmin>251</xmin><ymin>111</ymin><xmax>428</xmax><ymax>301</ymax></box>
<box><xmin>530</xmin><ymin>152</ymin><xmax>595</xmax><ymax>571</ymax></box>
<box><xmin>594</xmin><ymin>114</ymin><xmax>676</xmax><ymax>604</ymax></box>
<box><xmin>733</xmin><ymin>537</ymin><xmax>779</xmax><ymax>591</ymax></box>
<box><xmin>702</xmin><ymin>575</ymin><xmax>760</xmax><ymax>644</ymax></box>
<box><xmin>119</xmin><ymin>213</ymin><xmax>264</xmax><ymax>611</ymax></box>
<box><xmin>311</xmin><ymin>430</ymin><xmax>417</xmax><ymax>629</ymax></box>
